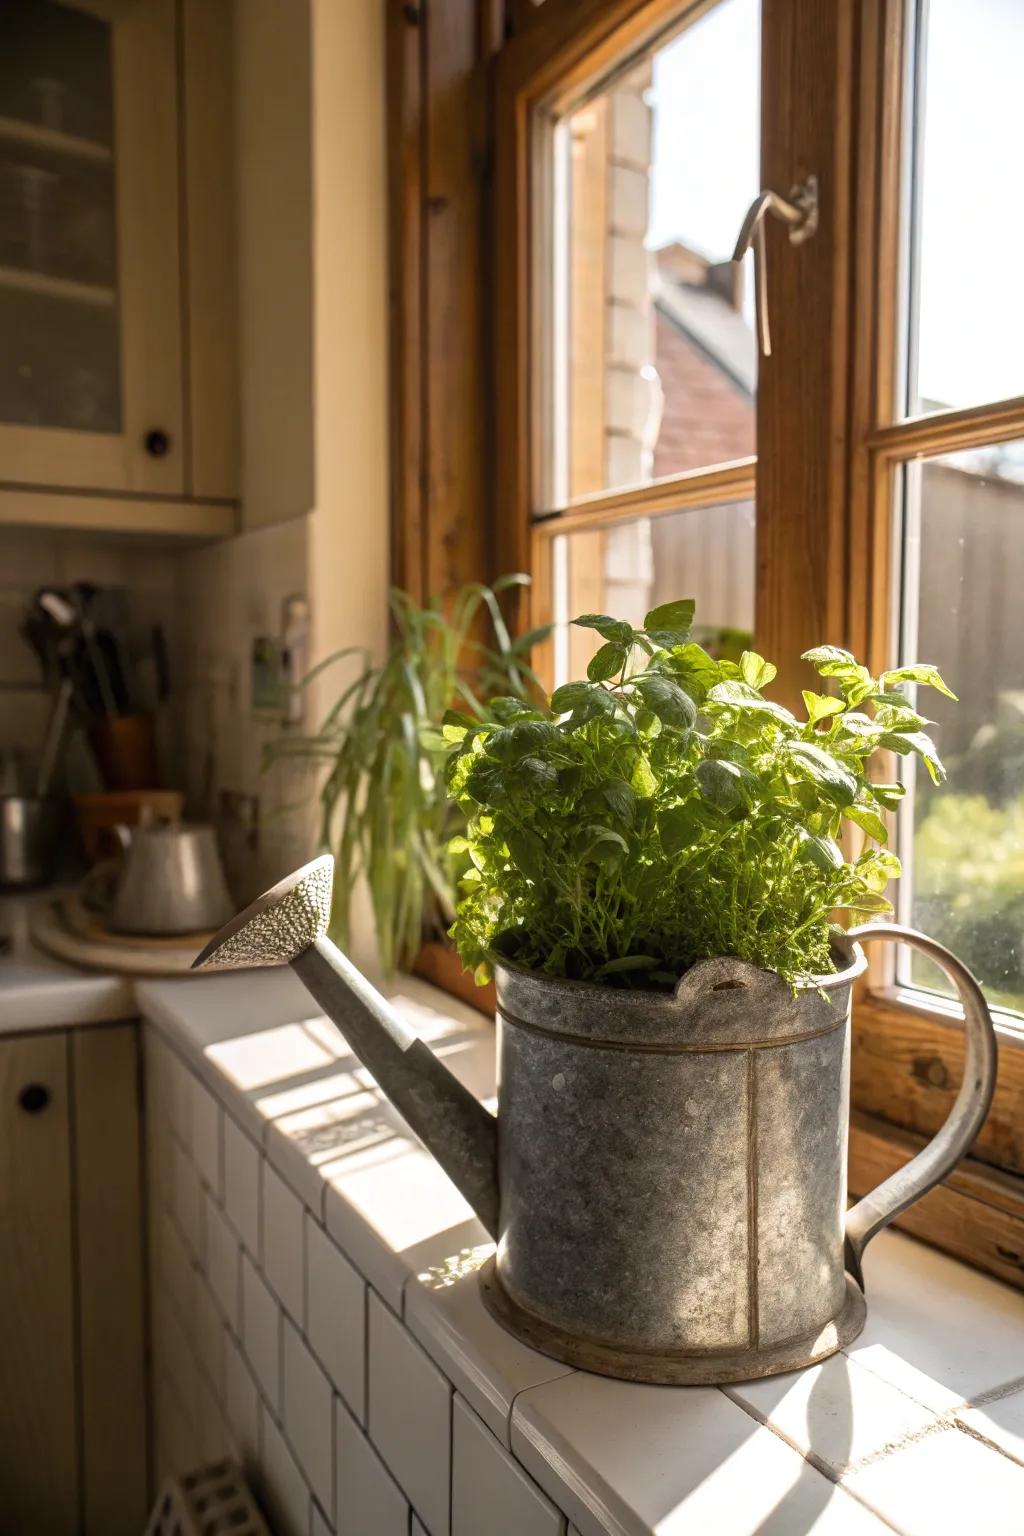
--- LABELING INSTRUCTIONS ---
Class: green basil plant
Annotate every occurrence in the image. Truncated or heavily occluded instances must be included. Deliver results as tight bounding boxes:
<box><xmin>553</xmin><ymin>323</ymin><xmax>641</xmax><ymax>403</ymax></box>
<box><xmin>443</xmin><ymin>599</ymin><xmax>956</xmax><ymax>989</ymax></box>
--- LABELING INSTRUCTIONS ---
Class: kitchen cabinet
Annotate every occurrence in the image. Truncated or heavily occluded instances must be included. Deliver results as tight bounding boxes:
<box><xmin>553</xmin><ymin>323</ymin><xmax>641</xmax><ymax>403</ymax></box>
<box><xmin>0</xmin><ymin>0</ymin><xmax>238</xmax><ymax>533</ymax></box>
<box><xmin>0</xmin><ymin>1023</ymin><xmax>148</xmax><ymax>1534</ymax></box>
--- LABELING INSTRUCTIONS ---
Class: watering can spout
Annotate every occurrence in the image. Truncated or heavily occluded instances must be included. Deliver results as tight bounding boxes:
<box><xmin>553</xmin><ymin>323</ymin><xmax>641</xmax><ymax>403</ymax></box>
<box><xmin>192</xmin><ymin>856</ymin><xmax>500</xmax><ymax>1236</ymax></box>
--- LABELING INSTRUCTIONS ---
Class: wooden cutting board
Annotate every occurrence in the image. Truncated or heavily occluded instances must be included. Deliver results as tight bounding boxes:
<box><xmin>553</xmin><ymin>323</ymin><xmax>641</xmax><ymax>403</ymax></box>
<box><xmin>30</xmin><ymin>894</ymin><xmax>216</xmax><ymax>977</ymax></box>
<box><xmin>61</xmin><ymin>889</ymin><xmax>215</xmax><ymax>951</ymax></box>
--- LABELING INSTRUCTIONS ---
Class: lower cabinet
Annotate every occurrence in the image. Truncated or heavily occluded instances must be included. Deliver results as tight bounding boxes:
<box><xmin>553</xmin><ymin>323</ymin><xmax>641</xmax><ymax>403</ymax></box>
<box><xmin>0</xmin><ymin>1023</ymin><xmax>148</xmax><ymax>1535</ymax></box>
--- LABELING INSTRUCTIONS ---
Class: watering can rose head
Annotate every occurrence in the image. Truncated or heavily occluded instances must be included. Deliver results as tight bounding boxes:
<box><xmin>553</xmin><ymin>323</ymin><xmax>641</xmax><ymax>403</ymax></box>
<box><xmin>442</xmin><ymin>600</ymin><xmax>956</xmax><ymax>990</ymax></box>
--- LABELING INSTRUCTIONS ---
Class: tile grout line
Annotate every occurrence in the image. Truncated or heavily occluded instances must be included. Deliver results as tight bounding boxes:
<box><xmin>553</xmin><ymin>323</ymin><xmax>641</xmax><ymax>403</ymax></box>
<box><xmin>722</xmin><ymin>1389</ymin><xmax>907</xmax><ymax>1534</ymax></box>
<box><xmin>952</xmin><ymin>1414</ymin><xmax>1024</xmax><ymax>1469</ymax></box>
<box><xmin>961</xmin><ymin>1373</ymin><xmax>1024</xmax><ymax>1410</ymax></box>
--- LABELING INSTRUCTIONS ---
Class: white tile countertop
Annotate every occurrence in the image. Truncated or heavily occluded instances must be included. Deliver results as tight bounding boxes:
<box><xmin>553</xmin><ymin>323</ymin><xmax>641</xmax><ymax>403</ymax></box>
<box><xmin>137</xmin><ymin>962</ymin><xmax>1024</xmax><ymax>1536</ymax></box>
<box><xmin>0</xmin><ymin>891</ymin><xmax>134</xmax><ymax>1031</ymax></box>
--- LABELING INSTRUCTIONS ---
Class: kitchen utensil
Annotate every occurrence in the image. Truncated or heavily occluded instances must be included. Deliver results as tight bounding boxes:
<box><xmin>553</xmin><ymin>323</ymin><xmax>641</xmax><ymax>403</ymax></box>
<box><xmin>108</xmin><ymin>821</ymin><xmax>234</xmax><ymax>936</ymax></box>
<box><xmin>0</xmin><ymin>796</ymin><xmax>60</xmax><ymax>888</ymax></box>
<box><xmin>152</xmin><ymin>624</ymin><xmax>171</xmax><ymax>702</ymax></box>
<box><xmin>194</xmin><ymin>856</ymin><xmax>997</xmax><ymax>1386</ymax></box>
<box><xmin>38</xmin><ymin>585</ymin><xmax>118</xmax><ymax>718</ymax></box>
<box><xmin>35</xmin><ymin>675</ymin><xmax>73</xmax><ymax>797</ymax></box>
<box><xmin>0</xmin><ymin>748</ymin><xmax>26</xmax><ymax>798</ymax></box>
<box><xmin>74</xmin><ymin>788</ymin><xmax>183</xmax><ymax>863</ymax></box>
<box><xmin>87</xmin><ymin>711</ymin><xmax>159</xmax><ymax>790</ymax></box>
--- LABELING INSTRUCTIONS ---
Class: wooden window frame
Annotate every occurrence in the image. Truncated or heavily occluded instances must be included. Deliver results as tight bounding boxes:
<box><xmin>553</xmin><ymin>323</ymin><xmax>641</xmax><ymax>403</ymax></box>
<box><xmin>490</xmin><ymin>0</ymin><xmax>1024</xmax><ymax>1286</ymax></box>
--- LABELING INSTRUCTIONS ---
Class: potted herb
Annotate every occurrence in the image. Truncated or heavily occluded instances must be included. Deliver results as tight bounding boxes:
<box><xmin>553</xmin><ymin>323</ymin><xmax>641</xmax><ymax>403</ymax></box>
<box><xmin>266</xmin><ymin>577</ymin><xmax>545</xmax><ymax>1007</ymax></box>
<box><xmin>433</xmin><ymin>599</ymin><xmax>997</xmax><ymax>1381</ymax></box>
<box><xmin>446</xmin><ymin>598</ymin><xmax>949</xmax><ymax>987</ymax></box>
<box><xmin>214</xmin><ymin>599</ymin><xmax>995</xmax><ymax>1384</ymax></box>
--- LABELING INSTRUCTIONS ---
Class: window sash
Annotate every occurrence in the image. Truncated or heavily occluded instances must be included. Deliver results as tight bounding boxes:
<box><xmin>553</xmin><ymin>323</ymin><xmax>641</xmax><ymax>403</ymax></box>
<box><xmin>492</xmin><ymin>0</ymin><xmax>1024</xmax><ymax>1254</ymax></box>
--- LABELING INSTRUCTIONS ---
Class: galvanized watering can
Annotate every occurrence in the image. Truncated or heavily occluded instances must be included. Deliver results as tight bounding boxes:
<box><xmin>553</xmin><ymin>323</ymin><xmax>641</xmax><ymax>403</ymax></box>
<box><xmin>195</xmin><ymin>854</ymin><xmax>997</xmax><ymax>1385</ymax></box>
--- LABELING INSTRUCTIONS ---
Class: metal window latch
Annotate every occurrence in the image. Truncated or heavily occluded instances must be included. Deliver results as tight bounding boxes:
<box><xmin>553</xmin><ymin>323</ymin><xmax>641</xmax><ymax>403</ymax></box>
<box><xmin>731</xmin><ymin>174</ymin><xmax>819</xmax><ymax>357</ymax></box>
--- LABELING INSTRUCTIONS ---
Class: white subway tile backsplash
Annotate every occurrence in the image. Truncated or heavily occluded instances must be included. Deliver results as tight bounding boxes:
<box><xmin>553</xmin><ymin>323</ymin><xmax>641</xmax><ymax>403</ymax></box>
<box><xmin>283</xmin><ymin>1318</ymin><xmax>334</xmax><ymax>1514</ymax></box>
<box><xmin>194</xmin><ymin>1273</ymin><xmax>227</xmax><ymax>1402</ymax></box>
<box><xmin>263</xmin><ymin>1162</ymin><xmax>305</xmax><ymax>1319</ymax></box>
<box><xmin>224</xmin><ymin>1326</ymin><xmax>261</xmax><ymax>1474</ymax></box>
<box><xmin>452</xmin><ymin>1394</ymin><xmax>563</xmax><ymax>1536</ymax></box>
<box><xmin>224</xmin><ymin>1114</ymin><xmax>262</xmax><ymax>1253</ymax></box>
<box><xmin>305</xmin><ymin>1216</ymin><xmax>366</xmax><ymax>1421</ymax></box>
<box><xmin>159</xmin><ymin>1207</ymin><xmax>197</xmax><ymax>1335</ymax></box>
<box><xmin>368</xmin><ymin>1292</ymin><xmax>451</xmax><ymax>1536</ymax></box>
<box><xmin>172</xmin><ymin>1139</ymin><xmax>204</xmax><ymax>1261</ymax></box>
<box><xmin>405</xmin><ymin>1242</ymin><xmax>571</xmax><ymax>1447</ymax></box>
<box><xmin>260</xmin><ymin>1405</ymin><xmax>312</xmax><ymax>1536</ymax></box>
<box><xmin>204</xmin><ymin>1190</ymin><xmax>241</xmax><ymax>1330</ymax></box>
<box><xmin>197</xmin><ymin>1373</ymin><xmax>234</xmax><ymax>1463</ymax></box>
<box><xmin>334</xmin><ymin>1398</ymin><xmax>408</xmax><ymax>1536</ymax></box>
<box><xmin>310</xmin><ymin>1501</ymin><xmax>334</xmax><ymax>1536</ymax></box>
<box><xmin>192</xmin><ymin>1078</ymin><xmax>223</xmax><ymax>1198</ymax></box>
<box><xmin>242</xmin><ymin>1251</ymin><xmax>282</xmax><ymax>1410</ymax></box>
<box><xmin>153</xmin><ymin>1284</ymin><xmax>199</xmax><ymax>1430</ymax></box>
<box><xmin>168</xmin><ymin>1048</ymin><xmax>194</xmax><ymax>1151</ymax></box>
<box><xmin>154</xmin><ymin>1370</ymin><xmax>200</xmax><ymax>1485</ymax></box>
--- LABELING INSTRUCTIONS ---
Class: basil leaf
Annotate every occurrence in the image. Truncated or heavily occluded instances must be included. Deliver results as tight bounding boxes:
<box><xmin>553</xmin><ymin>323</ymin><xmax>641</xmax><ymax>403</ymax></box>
<box><xmin>571</xmin><ymin>613</ymin><xmax>634</xmax><ymax>644</ymax></box>
<box><xmin>588</xmin><ymin>641</ymin><xmax>628</xmax><ymax>682</ymax></box>
<box><xmin>643</xmin><ymin>598</ymin><xmax>695</xmax><ymax>634</ymax></box>
<box><xmin>788</xmin><ymin>741</ymin><xmax>858</xmax><ymax>807</ymax></box>
<box><xmin>631</xmin><ymin>673</ymin><xmax>696</xmax><ymax>728</ymax></box>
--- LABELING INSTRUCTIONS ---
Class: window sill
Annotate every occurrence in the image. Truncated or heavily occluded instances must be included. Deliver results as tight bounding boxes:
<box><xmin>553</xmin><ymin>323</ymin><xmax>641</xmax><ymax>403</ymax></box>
<box><xmin>138</xmin><ymin>966</ymin><xmax>1024</xmax><ymax>1536</ymax></box>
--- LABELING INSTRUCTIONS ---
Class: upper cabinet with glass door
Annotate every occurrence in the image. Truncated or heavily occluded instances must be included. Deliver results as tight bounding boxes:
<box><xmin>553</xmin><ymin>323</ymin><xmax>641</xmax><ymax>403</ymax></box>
<box><xmin>0</xmin><ymin>0</ymin><xmax>185</xmax><ymax>498</ymax></box>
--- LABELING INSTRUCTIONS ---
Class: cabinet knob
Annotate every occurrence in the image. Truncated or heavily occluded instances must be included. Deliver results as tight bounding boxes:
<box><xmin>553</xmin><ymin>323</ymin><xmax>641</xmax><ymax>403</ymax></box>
<box><xmin>18</xmin><ymin>1083</ymin><xmax>50</xmax><ymax>1115</ymax></box>
<box><xmin>144</xmin><ymin>429</ymin><xmax>171</xmax><ymax>458</ymax></box>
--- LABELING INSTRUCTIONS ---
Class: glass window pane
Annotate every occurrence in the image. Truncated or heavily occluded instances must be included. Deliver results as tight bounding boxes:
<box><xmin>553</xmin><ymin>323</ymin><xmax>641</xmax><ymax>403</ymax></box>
<box><xmin>544</xmin><ymin>0</ymin><xmax>759</xmax><ymax>507</ymax></box>
<box><xmin>0</xmin><ymin>0</ymin><xmax>121</xmax><ymax>433</ymax></box>
<box><xmin>906</xmin><ymin>0</ymin><xmax>1024</xmax><ymax>416</ymax></box>
<box><xmin>899</xmin><ymin>439</ymin><xmax>1024</xmax><ymax>1013</ymax></box>
<box><xmin>552</xmin><ymin>500</ymin><xmax>755</xmax><ymax>684</ymax></box>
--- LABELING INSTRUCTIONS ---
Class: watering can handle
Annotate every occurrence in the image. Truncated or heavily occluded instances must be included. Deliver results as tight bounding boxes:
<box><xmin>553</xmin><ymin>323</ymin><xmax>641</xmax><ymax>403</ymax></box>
<box><xmin>843</xmin><ymin>922</ymin><xmax>997</xmax><ymax>1288</ymax></box>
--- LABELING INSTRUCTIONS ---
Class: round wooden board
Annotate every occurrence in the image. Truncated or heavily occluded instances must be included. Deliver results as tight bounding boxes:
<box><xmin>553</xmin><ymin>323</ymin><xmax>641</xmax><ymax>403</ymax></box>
<box><xmin>61</xmin><ymin>889</ymin><xmax>215</xmax><ymax>951</ymax></box>
<box><xmin>30</xmin><ymin>898</ymin><xmax>212</xmax><ymax>977</ymax></box>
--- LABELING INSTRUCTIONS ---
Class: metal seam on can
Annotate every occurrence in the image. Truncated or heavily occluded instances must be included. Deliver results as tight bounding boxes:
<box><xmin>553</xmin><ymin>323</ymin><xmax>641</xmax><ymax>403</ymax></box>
<box><xmin>746</xmin><ymin>1049</ymin><xmax>759</xmax><ymax>1348</ymax></box>
<box><xmin>495</xmin><ymin>1006</ymin><xmax>846</xmax><ymax>1054</ymax></box>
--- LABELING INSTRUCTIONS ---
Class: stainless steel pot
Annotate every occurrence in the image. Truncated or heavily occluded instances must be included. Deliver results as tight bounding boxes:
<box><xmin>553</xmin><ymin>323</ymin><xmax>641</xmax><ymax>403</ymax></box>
<box><xmin>0</xmin><ymin>796</ymin><xmax>60</xmax><ymax>888</ymax></box>
<box><xmin>108</xmin><ymin>821</ymin><xmax>234</xmax><ymax>936</ymax></box>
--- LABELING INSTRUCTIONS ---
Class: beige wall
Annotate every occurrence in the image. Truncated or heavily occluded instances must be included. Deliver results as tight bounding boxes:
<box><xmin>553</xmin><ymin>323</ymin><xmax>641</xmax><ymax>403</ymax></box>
<box><xmin>176</xmin><ymin>0</ymin><xmax>390</xmax><ymax>922</ymax></box>
<box><xmin>235</xmin><ymin>0</ymin><xmax>315</xmax><ymax>532</ymax></box>
<box><xmin>307</xmin><ymin>0</ymin><xmax>389</xmax><ymax>724</ymax></box>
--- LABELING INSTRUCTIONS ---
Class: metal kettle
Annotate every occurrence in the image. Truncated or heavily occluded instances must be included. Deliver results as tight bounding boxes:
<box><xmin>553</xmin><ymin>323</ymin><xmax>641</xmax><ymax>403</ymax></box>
<box><xmin>109</xmin><ymin>821</ymin><xmax>235</xmax><ymax>936</ymax></box>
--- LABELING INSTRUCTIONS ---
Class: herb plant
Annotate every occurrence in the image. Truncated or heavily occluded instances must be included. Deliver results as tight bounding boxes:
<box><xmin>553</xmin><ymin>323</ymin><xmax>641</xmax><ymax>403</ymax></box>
<box><xmin>265</xmin><ymin>578</ymin><xmax>546</xmax><ymax>974</ymax></box>
<box><xmin>444</xmin><ymin>599</ymin><xmax>955</xmax><ymax>988</ymax></box>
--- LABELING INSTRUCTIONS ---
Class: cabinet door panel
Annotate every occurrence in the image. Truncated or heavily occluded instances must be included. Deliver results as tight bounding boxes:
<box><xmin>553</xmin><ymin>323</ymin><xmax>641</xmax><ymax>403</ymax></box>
<box><xmin>0</xmin><ymin>0</ymin><xmax>183</xmax><ymax>493</ymax></box>
<box><xmin>73</xmin><ymin>1023</ymin><xmax>148</xmax><ymax>1534</ymax></box>
<box><xmin>0</xmin><ymin>1032</ymin><xmax>78</xmax><ymax>1534</ymax></box>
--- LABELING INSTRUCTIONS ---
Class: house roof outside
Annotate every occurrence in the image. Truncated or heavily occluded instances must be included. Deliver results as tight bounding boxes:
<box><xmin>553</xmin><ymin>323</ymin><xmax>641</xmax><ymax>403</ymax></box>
<box><xmin>650</xmin><ymin>240</ymin><xmax>756</xmax><ymax>480</ymax></box>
